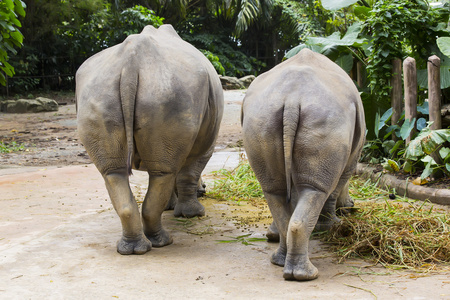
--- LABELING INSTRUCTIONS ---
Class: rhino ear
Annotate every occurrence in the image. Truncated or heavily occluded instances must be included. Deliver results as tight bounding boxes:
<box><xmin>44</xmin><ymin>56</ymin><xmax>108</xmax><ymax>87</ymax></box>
<box><xmin>157</xmin><ymin>24</ymin><xmax>182</xmax><ymax>40</ymax></box>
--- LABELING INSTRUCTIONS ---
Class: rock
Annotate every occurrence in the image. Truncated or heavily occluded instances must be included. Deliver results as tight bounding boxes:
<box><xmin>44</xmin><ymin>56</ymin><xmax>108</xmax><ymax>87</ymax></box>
<box><xmin>219</xmin><ymin>75</ymin><xmax>256</xmax><ymax>90</ymax></box>
<box><xmin>239</xmin><ymin>75</ymin><xmax>256</xmax><ymax>88</ymax></box>
<box><xmin>1</xmin><ymin>97</ymin><xmax>59</xmax><ymax>113</ymax></box>
<box><xmin>219</xmin><ymin>76</ymin><xmax>245</xmax><ymax>90</ymax></box>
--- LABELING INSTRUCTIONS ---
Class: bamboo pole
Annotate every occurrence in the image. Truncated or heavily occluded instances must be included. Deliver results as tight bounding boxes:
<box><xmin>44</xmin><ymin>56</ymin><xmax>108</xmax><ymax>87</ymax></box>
<box><xmin>403</xmin><ymin>57</ymin><xmax>417</xmax><ymax>143</ymax></box>
<box><xmin>428</xmin><ymin>55</ymin><xmax>442</xmax><ymax>130</ymax></box>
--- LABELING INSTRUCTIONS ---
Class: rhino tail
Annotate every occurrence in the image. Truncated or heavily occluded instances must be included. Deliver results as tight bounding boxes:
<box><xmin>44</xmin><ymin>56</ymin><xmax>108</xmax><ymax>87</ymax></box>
<box><xmin>282</xmin><ymin>100</ymin><xmax>300</xmax><ymax>203</ymax></box>
<box><xmin>119</xmin><ymin>62</ymin><xmax>139</xmax><ymax>176</ymax></box>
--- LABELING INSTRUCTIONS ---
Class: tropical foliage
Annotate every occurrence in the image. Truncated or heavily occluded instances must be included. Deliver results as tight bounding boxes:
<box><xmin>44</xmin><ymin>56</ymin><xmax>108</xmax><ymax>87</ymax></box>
<box><xmin>0</xmin><ymin>0</ymin><xmax>26</xmax><ymax>86</ymax></box>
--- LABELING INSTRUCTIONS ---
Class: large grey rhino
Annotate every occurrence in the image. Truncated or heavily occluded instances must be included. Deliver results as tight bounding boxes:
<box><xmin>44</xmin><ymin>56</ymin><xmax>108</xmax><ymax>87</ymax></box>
<box><xmin>76</xmin><ymin>24</ymin><xmax>224</xmax><ymax>255</ymax></box>
<box><xmin>241</xmin><ymin>48</ymin><xmax>365</xmax><ymax>281</ymax></box>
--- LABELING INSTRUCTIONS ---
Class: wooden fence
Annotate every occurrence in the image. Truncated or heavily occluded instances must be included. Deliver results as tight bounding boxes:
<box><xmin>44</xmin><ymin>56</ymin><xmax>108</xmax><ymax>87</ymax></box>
<box><xmin>390</xmin><ymin>56</ymin><xmax>443</xmax><ymax>143</ymax></box>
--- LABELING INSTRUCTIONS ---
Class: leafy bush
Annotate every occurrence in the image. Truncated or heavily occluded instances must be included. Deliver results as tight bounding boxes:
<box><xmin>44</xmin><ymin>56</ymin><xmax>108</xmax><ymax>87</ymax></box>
<box><xmin>404</xmin><ymin>126</ymin><xmax>450</xmax><ymax>179</ymax></box>
<box><xmin>200</xmin><ymin>50</ymin><xmax>225</xmax><ymax>75</ymax></box>
<box><xmin>181</xmin><ymin>31</ymin><xmax>265</xmax><ymax>77</ymax></box>
<box><xmin>0</xmin><ymin>0</ymin><xmax>26</xmax><ymax>86</ymax></box>
<box><xmin>361</xmin><ymin>103</ymin><xmax>450</xmax><ymax>180</ymax></box>
<box><xmin>363</xmin><ymin>0</ymin><xmax>450</xmax><ymax>104</ymax></box>
<box><xmin>67</xmin><ymin>5</ymin><xmax>164</xmax><ymax>57</ymax></box>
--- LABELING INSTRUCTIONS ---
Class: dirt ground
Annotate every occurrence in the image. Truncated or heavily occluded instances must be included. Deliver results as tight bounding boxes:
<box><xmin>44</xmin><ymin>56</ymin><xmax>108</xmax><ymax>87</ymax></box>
<box><xmin>1</xmin><ymin>90</ymin><xmax>449</xmax><ymax>299</ymax></box>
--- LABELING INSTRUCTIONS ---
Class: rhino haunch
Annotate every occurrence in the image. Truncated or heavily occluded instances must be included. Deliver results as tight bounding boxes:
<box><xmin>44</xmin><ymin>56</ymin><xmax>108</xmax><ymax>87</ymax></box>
<box><xmin>76</xmin><ymin>25</ymin><xmax>223</xmax><ymax>254</ymax></box>
<box><xmin>241</xmin><ymin>48</ymin><xmax>365</xmax><ymax>280</ymax></box>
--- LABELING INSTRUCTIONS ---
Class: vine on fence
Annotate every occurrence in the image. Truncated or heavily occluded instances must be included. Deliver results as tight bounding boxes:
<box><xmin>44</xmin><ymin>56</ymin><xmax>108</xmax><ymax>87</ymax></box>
<box><xmin>363</xmin><ymin>0</ymin><xmax>449</xmax><ymax>105</ymax></box>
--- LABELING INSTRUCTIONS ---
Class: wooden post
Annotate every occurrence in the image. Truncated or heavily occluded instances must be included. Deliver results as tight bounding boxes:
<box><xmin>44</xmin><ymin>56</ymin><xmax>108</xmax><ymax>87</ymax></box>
<box><xmin>391</xmin><ymin>58</ymin><xmax>403</xmax><ymax>140</ymax></box>
<box><xmin>428</xmin><ymin>55</ymin><xmax>442</xmax><ymax>130</ymax></box>
<box><xmin>403</xmin><ymin>57</ymin><xmax>417</xmax><ymax>143</ymax></box>
<box><xmin>357</xmin><ymin>61</ymin><xmax>364</xmax><ymax>88</ymax></box>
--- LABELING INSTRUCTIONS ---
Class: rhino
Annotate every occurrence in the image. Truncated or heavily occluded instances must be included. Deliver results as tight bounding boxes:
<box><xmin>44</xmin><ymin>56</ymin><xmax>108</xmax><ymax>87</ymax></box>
<box><xmin>241</xmin><ymin>48</ymin><xmax>365</xmax><ymax>280</ymax></box>
<box><xmin>76</xmin><ymin>24</ymin><xmax>223</xmax><ymax>255</ymax></box>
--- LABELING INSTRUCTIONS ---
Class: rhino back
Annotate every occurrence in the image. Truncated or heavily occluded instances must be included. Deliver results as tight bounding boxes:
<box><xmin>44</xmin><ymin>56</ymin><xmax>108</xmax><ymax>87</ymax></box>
<box><xmin>242</xmin><ymin>48</ymin><xmax>365</xmax><ymax>193</ymax></box>
<box><xmin>76</xmin><ymin>25</ymin><xmax>223</xmax><ymax>172</ymax></box>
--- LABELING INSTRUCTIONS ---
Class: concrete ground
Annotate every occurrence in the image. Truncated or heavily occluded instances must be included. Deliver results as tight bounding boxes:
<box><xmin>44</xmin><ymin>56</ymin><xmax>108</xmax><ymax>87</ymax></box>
<box><xmin>1</xmin><ymin>90</ymin><xmax>449</xmax><ymax>299</ymax></box>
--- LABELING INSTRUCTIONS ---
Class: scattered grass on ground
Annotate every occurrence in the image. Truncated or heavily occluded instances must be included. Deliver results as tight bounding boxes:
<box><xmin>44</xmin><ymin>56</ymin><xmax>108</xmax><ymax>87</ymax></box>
<box><xmin>207</xmin><ymin>159</ymin><xmax>450</xmax><ymax>271</ymax></box>
<box><xmin>208</xmin><ymin>155</ymin><xmax>264</xmax><ymax>204</ymax></box>
<box><xmin>0</xmin><ymin>141</ymin><xmax>25</xmax><ymax>153</ymax></box>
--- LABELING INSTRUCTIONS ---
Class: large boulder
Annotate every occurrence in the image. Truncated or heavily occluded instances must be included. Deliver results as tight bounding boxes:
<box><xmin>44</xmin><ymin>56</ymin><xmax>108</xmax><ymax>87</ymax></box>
<box><xmin>219</xmin><ymin>75</ymin><xmax>256</xmax><ymax>90</ymax></box>
<box><xmin>1</xmin><ymin>97</ymin><xmax>59</xmax><ymax>113</ymax></box>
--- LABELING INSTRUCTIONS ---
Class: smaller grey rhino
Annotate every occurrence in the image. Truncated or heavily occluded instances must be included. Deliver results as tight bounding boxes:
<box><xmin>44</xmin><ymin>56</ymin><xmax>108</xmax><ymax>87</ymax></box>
<box><xmin>76</xmin><ymin>25</ymin><xmax>223</xmax><ymax>255</ymax></box>
<box><xmin>241</xmin><ymin>48</ymin><xmax>365</xmax><ymax>281</ymax></box>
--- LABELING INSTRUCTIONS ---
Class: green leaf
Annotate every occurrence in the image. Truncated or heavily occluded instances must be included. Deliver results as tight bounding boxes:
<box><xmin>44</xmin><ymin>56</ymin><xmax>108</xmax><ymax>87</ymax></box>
<box><xmin>354</xmin><ymin>6</ymin><xmax>371</xmax><ymax>20</ymax></box>
<box><xmin>307</xmin><ymin>23</ymin><xmax>366</xmax><ymax>48</ymax></box>
<box><xmin>446</xmin><ymin>163</ymin><xmax>450</xmax><ymax>172</ymax></box>
<box><xmin>417</xmin><ymin>102</ymin><xmax>429</xmax><ymax>115</ymax></box>
<box><xmin>379</xmin><ymin>108</ymin><xmax>393</xmax><ymax>128</ymax></box>
<box><xmin>405</xmin><ymin>138</ymin><xmax>424</xmax><ymax>159</ymax></box>
<box><xmin>403</xmin><ymin>160</ymin><xmax>412</xmax><ymax>173</ymax></box>
<box><xmin>10</xmin><ymin>31</ymin><xmax>22</xmax><ymax>44</ymax></box>
<box><xmin>284</xmin><ymin>44</ymin><xmax>323</xmax><ymax>59</ymax></box>
<box><xmin>321</xmin><ymin>0</ymin><xmax>358</xmax><ymax>11</ymax></box>
<box><xmin>335</xmin><ymin>53</ymin><xmax>354</xmax><ymax>73</ymax></box>
<box><xmin>417</xmin><ymin>66</ymin><xmax>450</xmax><ymax>89</ymax></box>
<box><xmin>439</xmin><ymin>147</ymin><xmax>450</xmax><ymax>160</ymax></box>
<box><xmin>14</xmin><ymin>0</ymin><xmax>26</xmax><ymax>17</ymax></box>
<box><xmin>421</xmin><ymin>159</ymin><xmax>433</xmax><ymax>180</ymax></box>
<box><xmin>400</xmin><ymin>118</ymin><xmax>416</xmax><ymax>140</ymax></box>
<box><xmin>3</xmin><ymin>0</ymin><xmax>14</xmax><ymax>10</ymax></box>
<box><xmin>437</xmin><ymin>37</ymin><xmax>450</xmax><ymax>58</ymax></box>
<box><xmin>374</xmin><ymin>112</ymin><xmax>381</xmax><ymax>138</ymax></box>
<box><xmin>390</xmin><ymin>140</ymin><xmax>404</xmax><ymax>155</ymax></box>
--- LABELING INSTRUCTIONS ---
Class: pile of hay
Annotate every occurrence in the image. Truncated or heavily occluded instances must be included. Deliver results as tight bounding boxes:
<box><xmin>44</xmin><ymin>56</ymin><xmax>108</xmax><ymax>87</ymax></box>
<box><xmin>209</xmin><ymin>160</ymin><xmax>450</xmax><ymax>270</ymax></box>
<box><xmin>323</xmin><ymin>199</ymin><xmax>450</xmax><ymax>270</ymax></box>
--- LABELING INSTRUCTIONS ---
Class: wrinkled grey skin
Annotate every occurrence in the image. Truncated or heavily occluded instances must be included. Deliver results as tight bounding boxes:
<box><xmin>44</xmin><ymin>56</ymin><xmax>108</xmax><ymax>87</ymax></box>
<box><xmin>241</xmin><ymin>49</ymin><xmax>365</xmax><ymax>281</ymax></box>
<box><xmin>76</xmin><ymin>25</ymin><xmax>223</xmax><ymax>255</ymax></box>
<box><xmin>266</xmin><ymin>180</ymin><xmax>353</xmax><ymax>242</ymax></box>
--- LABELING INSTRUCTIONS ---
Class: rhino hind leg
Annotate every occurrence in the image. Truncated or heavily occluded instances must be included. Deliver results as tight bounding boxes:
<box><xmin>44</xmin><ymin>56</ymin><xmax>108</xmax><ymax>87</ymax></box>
<box><xmin>173</xmin><ymin>149</ymin><xmax>213</xmax><ymax>218</ymax></box>
<box><xmin>283</xmin><ymin>186</ymin><xmax>327</xmax><ymax>281</ymax></box>
<box><xmin>335</xmin><ymin>180</ymin><xmax>354</xmax><ymax>215</ymax></box>
<box><xmin>165</xmin><ymin>177</ymin><xmax>206</xmax><ymax>211</ymax></box>
<box><xmin>266</xmin><ymin>221</ymin><xmax>280</xmax><ymax>242</ymax></box>
<box><xmin>263</xmin><ymin>192</ymin><xmax>290</xmax><ymax>267</ymax></box>
<box><xmin>142</xmin><ymin>172</ymin><xmax>176</xmax><ymax>247</ymax></box>
<box><xmin>103</xmin><ymin>170</ymin><xmax>152</xmax><ymax>255</ymax></box>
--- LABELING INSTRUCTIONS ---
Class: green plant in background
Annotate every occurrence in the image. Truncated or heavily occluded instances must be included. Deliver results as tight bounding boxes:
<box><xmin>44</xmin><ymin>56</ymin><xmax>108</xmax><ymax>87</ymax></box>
<box><xmin>404</xmin><ymin>126</ymin><xmax>450</xmax><ymax>179</ymax></box>
<box><xmin>360</xmin><ymin>104</ymin><xmax>427</xmax><ymax>164</ymax></box>
<box><xmin>180</xmin><ymin>31</ymin><xmax>266</xmax><ymax>77</ymax></box>
<box><xmin>284</xmin><ymin>22</ymin><xmax>368</xmax><ymax>73</ymax></box>
<box><xmin>0</xmin><ymin>0</ymin><xmax>26</xmax><ymax>86</ymax></box>
<box><xmin>285</xmin><ymin>0</ymin><xmax>450</xmax><ymax>148</ymax></box>
<box><xmin>361</xmin><ymin>101</ymin><xmax>450</xmax><ymax>180</ymax></box>
<box><xmin>363</xmin><ymin>0</ymin><xmax>450</xmax><ymax>104</ymax></box>
<box><xmin>9</xmin><ymin>53</ymin><xmax>40</xmax><ymax>91</ymax></box>
<box><xmin>200</xmin><ymin>50</ymin><xmax>226</xmax><ymax>75</ymax></box>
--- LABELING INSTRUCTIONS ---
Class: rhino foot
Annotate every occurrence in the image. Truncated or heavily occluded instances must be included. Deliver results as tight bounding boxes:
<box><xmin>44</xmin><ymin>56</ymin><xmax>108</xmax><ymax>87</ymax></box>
<box><xmin>145</xmin><ymin>228</ymin><xmax>173</xmax><ymax>248</ymax></box>
<box><xmin>266</xmin><ymin>222</ymin><xmax>280</xmax><ymax>242</ymax></box>
<box><xmin>173</xmin><ymin>200</ymin><xmax>205</xmax><ymax>218</ymax></box>
<box><xmin>314</xmin><ymin>215</ymin><xmax>341</xmax><ymax>232</ymax></box>
<box><xmin>270</xmin><ymin>246</ymin><xmax>286</xmax><ymax>267</ymax></box>
<box><xmin>283</xmin><ymin>254</ymin><xmax>318</xmax><ymax>281</ymax></box>
<box><xmin>117</xmin><ymin>236</ymin><xmax>152</xmax><ymax>255</ymax></box>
